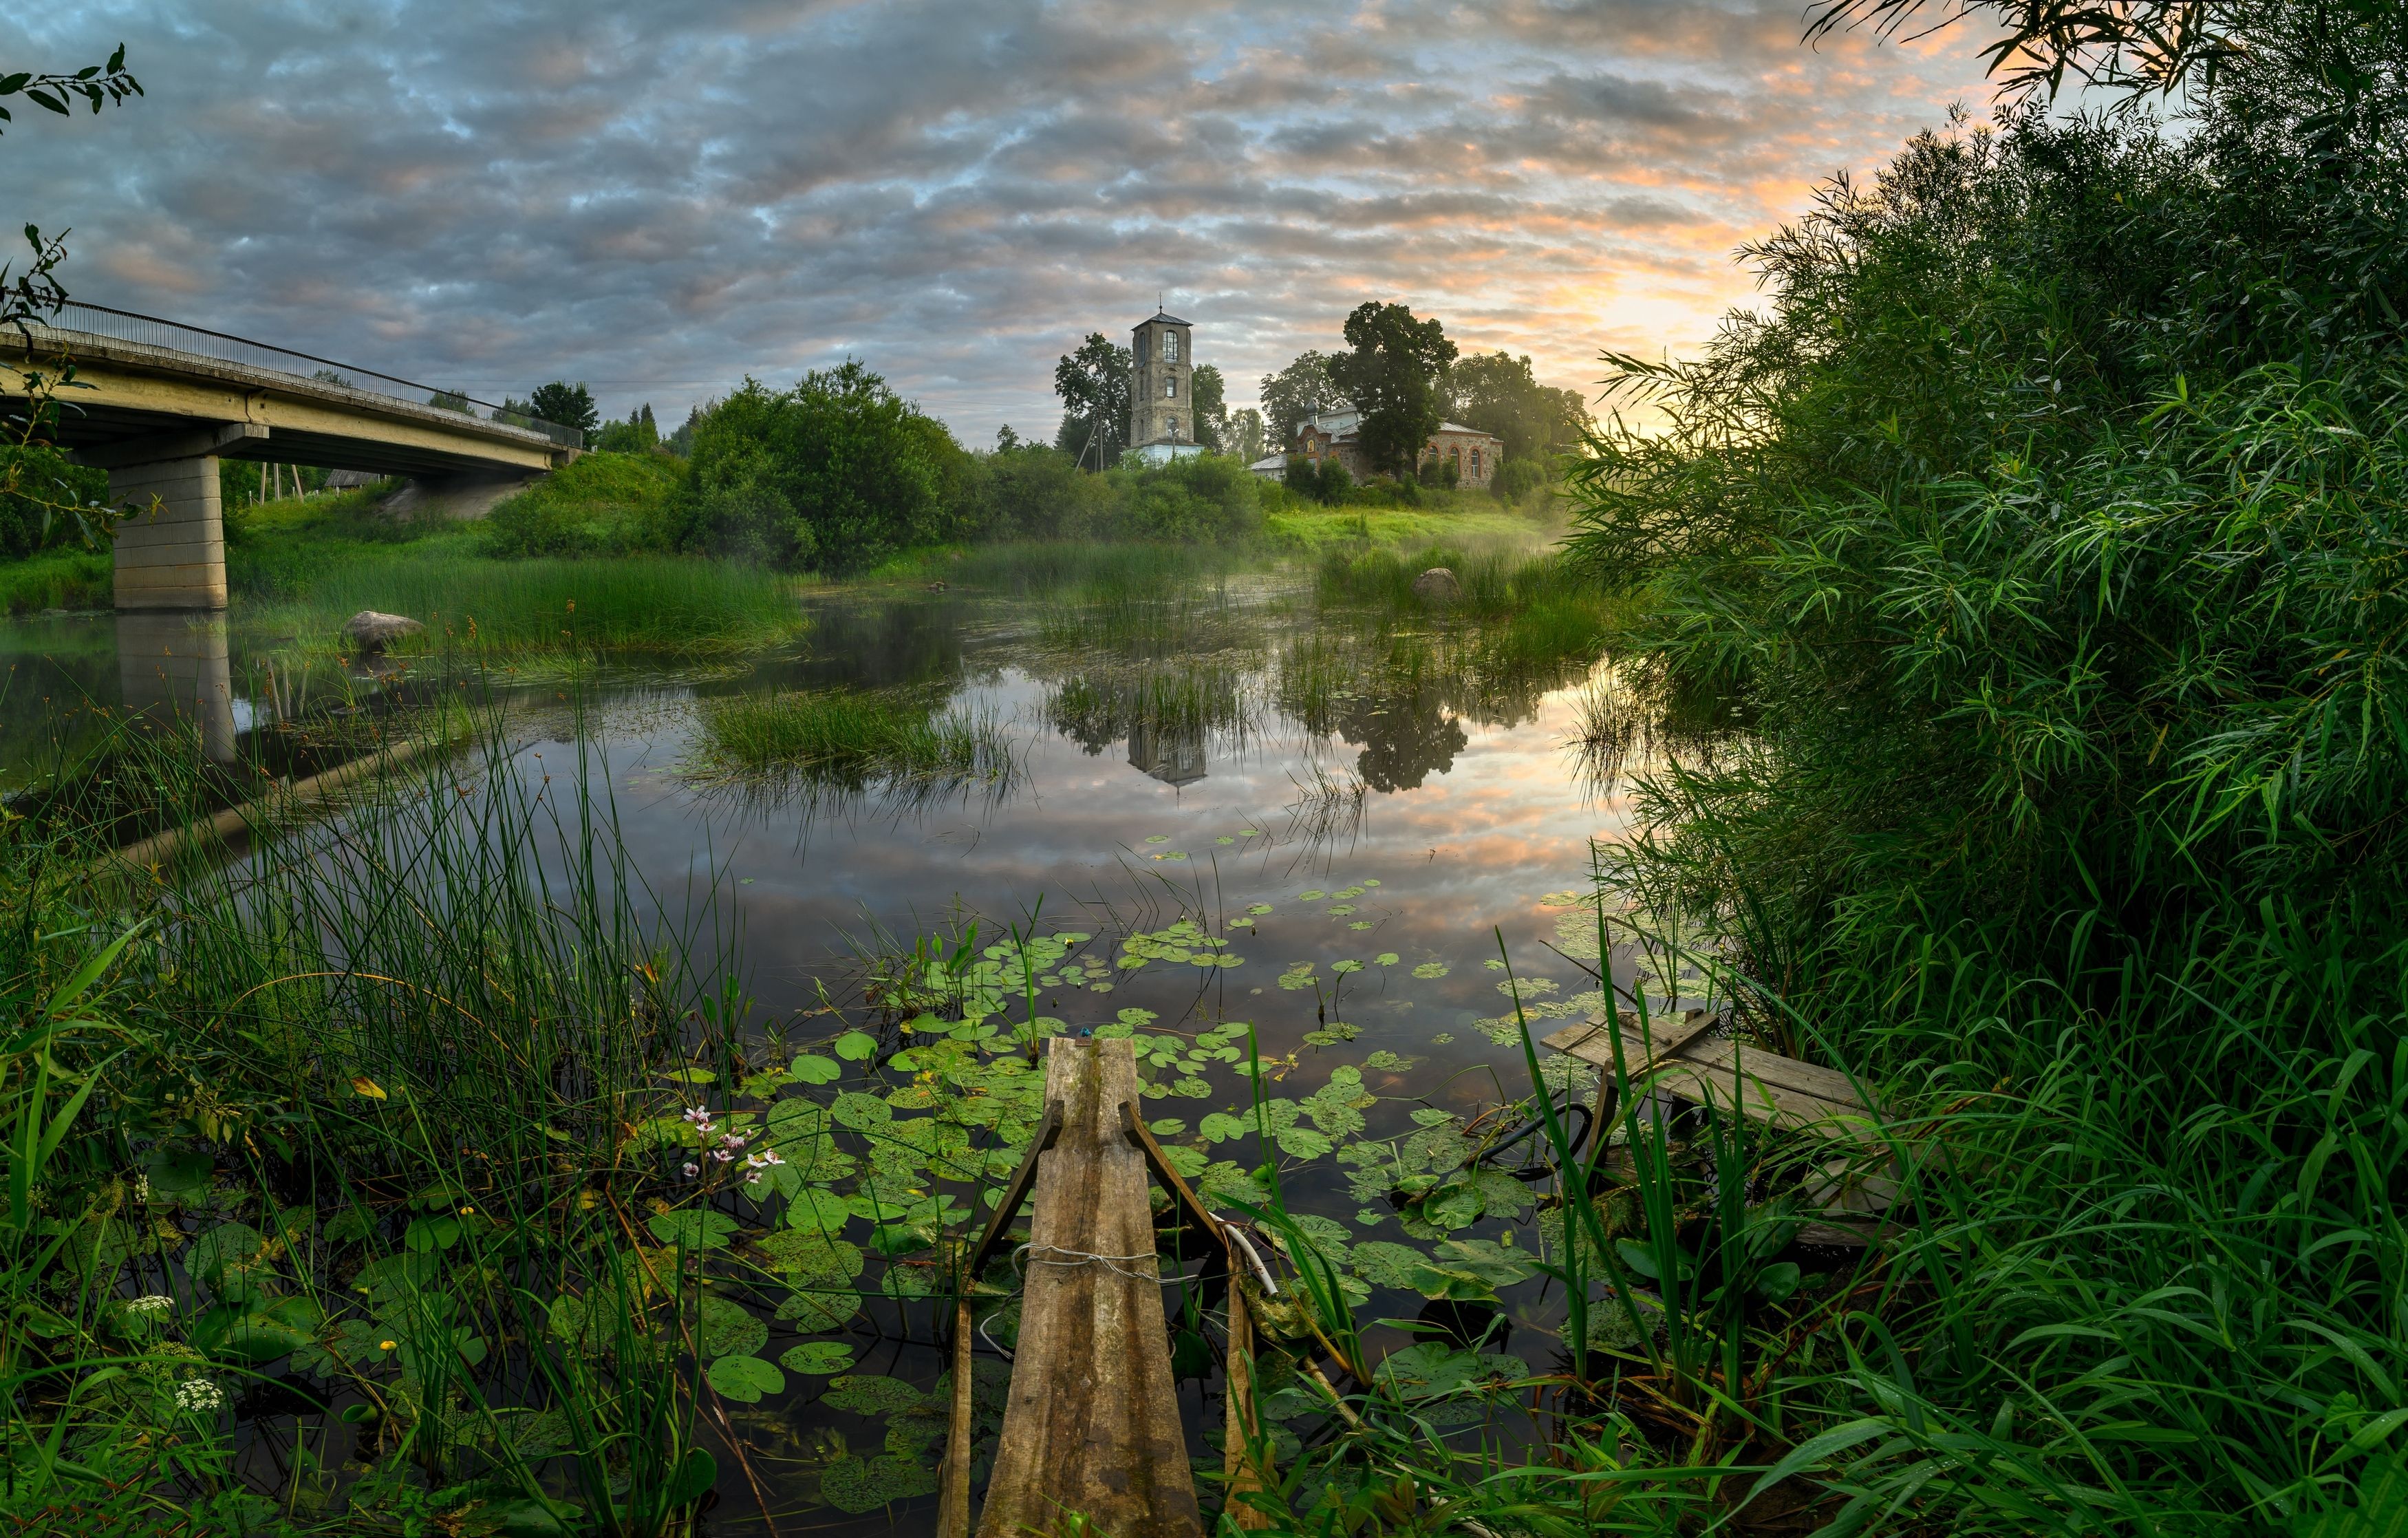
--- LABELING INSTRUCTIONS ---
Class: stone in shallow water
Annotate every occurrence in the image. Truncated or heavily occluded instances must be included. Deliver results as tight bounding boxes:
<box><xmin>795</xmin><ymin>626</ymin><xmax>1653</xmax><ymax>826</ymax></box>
<box><xmin>1410</xmin><ymin>567</ymin><xmax>1461</xmax><ymax>605</ymax></box>
<box><xmin>343</xmin><ymin>610</ymin><xmax>424</xmax><ymax>651</ymax></box>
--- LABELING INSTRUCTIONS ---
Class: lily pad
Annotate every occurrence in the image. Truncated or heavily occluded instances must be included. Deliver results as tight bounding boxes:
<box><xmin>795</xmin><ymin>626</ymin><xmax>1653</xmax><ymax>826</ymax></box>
<box><xmin>782</xmin><ymin>1341</ymin><xmax>858</xmax><ymax>1375</ymax></box>
<box><xmin>707</xmin><ymin>1353</ymin><xmax>786</xmax><ymax>1403</ymax></box>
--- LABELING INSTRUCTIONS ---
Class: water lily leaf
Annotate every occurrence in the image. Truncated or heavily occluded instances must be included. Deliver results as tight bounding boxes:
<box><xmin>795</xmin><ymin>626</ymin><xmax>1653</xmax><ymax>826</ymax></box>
<box><xmin>786</xmin><ymin>1188</ymin><xmax>851</xmax><ymax>1235</ymax></box>
<box><xmin>786</xmin><ymin>1054</ymin><xmax>841</xmax><ymax>1085</ymax></box>
<box><xmin>822</xmin><ymin>1374</ymin><xmax>924</xmax><ymax>1417</ymax></box>
<box><xmin>833</xmin><ymin>1031</ymin><xmax>879</xmax><ymax>1062</ymax></box>
<box><xmin>1425</xmin><ymin>1183</ymin><xmax>1483</xmax><ymax>1230</ymax></box>
<box><xmin>647</xmin><ymin>1210</ymin><xmax>739</xmax><ymax>1250</ymax></box>
<box><xmin>405</xmin><ymin>1215</ymin><xmax>462</xmax><ymax>1253</ymax></box>
<box><xmin>1159</xmin><ymin>1144</ymin><xmax>1210</xmax><ymax>1178</ymax></box>
<box><xmin>777</xmin><ymin>1287</ymin><xmax>862</xmax><ymax>1331</ymax></box>
<box><xmin>707</xmin><ymin>1353</ymin><xmax>785</xmax><ymax>1403</ymax></box>
<box><xmin>1276</xmin><ymin>1126</ymin><xmax>1334</xmax><ymax>1160</ymax></box>
<box><xmin>663</xmin><ymin>1067</ymin><xmax>716</xmax><ymax>1085</ymax></box>
<box><xmin>1198</xmin><ymin>1112</ymin><xmax>1252</xmax><ymax>1144</ymax></box>
<box><xmin>831</xmin><ymin>1092</ymin><xmax>892</xmax><ymax>1131</ymax></box>
<box><xmin>1330</xmin><ymin>959</ymin><xmax>1363</xmax><ymax>974</ymax></box>
<box><xmin>193</xmin><ymin>1294</ymin><xmax>322</xmax><ymax>1364</ymax></box>
<box><xmin>699</xmin><ymin>1294</ymin><xmax>768</xmax><ymax>1360</ymax></box>
<box><xmin>662</xmin><ymin>1447</ymin><xmax>716</xmax><ymax>1510</ymax></box>
<box><xmin>1351</xmin><ymin>1241</ymin><xmax>1426</xmax><ymax>1289</ymax></box>
<box><xmin>782</xmin><ymin>1340</ymin><xmax>857</xmax><ymax>1375</ymax></box>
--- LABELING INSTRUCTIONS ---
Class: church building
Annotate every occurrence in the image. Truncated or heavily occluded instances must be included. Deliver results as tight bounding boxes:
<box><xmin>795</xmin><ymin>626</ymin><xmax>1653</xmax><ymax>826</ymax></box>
<box><xmin>1128</xmin><ymin>309</ymin><xmax>1207</xmax><ymax>464</ymax></box>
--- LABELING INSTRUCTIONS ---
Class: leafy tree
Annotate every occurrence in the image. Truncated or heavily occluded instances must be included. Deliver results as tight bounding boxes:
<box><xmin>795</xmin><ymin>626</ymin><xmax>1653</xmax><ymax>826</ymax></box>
<box><xmin>1329</xmin><ymin>303</ymin><xmax>1456</xmax><ymax>478</ymax></box>
<box><xmin>1316</xmin><ymin>456</ymin><xmax>1352</xmax><ymax>504</ymax></box>
<box><xmin>1284</xmin><ymin>455</ymin><xmax>1318</xmax><ymax>498</ymax></box>
<box><xmin>1229</xmin><ymin>407</ymin><xmax>1267</xmax><ymax>464</ymax></box>
<box><xmin>1190</xmin><ymin>365</ymin><xmax>1228</xmax><ymax>451</ymax></box>
<box><xmin>1053</xmin><ymin>332</ymin><xmax>1131</xmax><ymax>468</ymax></box>
<box><xmin>594</xmin><ymin>403</ymin><xmax>660</xmax><ymax>454</ymax></box>
<box><xmin>679</xmin><ymin>361</ymin><xmax>965</xmax><ymax>574</ymax></box>
<box><xmin>429</xmin><ymin>390</ymin><xmax>475</xmax><ymax>414</ymax></box>
<box><xmin>1</xmin><ymin>42</ymin><xmax>142</xmax><ymax>554</ymax></box>
<box><xmin>1259</xmin><ymin>352</ymin><xmax>1343</xmax><ymax>449</ymax></box>
<box><xmin>528</xmin><ymin>381</ymin><xmax>600</xmax><ymax>442</ymax></box>
<box><xmin>1444</xmin><ymin>352</ymin><xmax>1592</xmax><ymax>467</ymax></box>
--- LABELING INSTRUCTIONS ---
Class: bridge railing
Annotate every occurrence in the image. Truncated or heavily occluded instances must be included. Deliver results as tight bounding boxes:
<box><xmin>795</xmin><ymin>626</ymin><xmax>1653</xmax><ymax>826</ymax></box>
<box><xmin>19</xmin><ymin>301</ymin><xmax>586</xmax><ymax>451</ymax></box>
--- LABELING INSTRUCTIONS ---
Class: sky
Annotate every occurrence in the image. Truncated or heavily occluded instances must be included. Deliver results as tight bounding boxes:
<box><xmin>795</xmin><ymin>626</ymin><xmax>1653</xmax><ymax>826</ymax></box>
<box><xmin>2</xmin><ymin>1</ymin><xmax>2007</xmax><ymax>444</ymax></box>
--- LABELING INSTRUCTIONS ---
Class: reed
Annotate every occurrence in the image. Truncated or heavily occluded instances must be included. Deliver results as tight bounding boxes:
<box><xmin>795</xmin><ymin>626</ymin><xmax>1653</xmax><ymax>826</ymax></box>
<box><xmin>694</xmin><ymin>684</ymin><xmax>1018</xmax><ymax>788</ymax></box>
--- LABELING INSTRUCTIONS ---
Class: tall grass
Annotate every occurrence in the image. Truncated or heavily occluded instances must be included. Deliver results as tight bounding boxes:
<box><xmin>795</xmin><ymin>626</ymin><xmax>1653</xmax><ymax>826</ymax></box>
<box><xmin>244</xmin><ymin>551</ymin><xmax>806</xmax><ymax>656</ymax></box>
<box><xmin>0</xmin><ymin>546</ymin><xmax>109</xmax><ymax>615</ymax></box>
<box><xmin>694</xmin><ymin>685</ymin><xmax>1017</xmax><ymax>788</ymax></box>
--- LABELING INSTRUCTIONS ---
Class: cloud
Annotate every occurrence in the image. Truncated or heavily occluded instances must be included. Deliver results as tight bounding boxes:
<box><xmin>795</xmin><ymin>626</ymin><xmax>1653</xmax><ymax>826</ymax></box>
<box><xmin>0</xmin><ymin>0</ymin><xmax>2003</xmax><ymax>440</ymax></box>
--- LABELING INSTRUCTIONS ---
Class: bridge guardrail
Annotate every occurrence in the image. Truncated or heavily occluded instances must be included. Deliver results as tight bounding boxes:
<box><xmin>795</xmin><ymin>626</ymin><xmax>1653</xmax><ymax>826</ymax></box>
<box><xmin>17</xmin><ymin>301</ymin><xmax>586</xmax><ymax>451</ymax></box>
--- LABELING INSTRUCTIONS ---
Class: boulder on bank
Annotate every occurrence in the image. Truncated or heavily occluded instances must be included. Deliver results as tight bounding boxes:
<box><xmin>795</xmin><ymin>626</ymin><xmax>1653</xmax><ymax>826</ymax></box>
<box><xmin>1411</xmin><ymin>567</ymin><xmax>1462</xmax><ymax>606</ymax></box>
<box><xmin>343</xmin><ymin>610</ymin><xmax>425</xmax><ymax>652</ymax></box>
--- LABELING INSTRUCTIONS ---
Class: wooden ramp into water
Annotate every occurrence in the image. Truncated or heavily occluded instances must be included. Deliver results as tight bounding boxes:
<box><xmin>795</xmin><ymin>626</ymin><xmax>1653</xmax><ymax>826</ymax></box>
<box><xmin>940</xmin><ymin>1036</ymin><xmax>1221</xmax><ymax>1538</ymax></box>
<box><xmin>1544</xmin><ymin>1010</ymin><xmax>1882</xmax><ymax>1141</ymax></box>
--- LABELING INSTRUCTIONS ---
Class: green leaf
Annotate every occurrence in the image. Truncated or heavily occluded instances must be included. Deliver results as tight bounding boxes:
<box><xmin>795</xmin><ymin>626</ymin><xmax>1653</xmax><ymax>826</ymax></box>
<box><xmin>833</xmin><ymin>1031</ymin><xmax>879</xmax><ymax>1062</ymax></box>
<box><xmin>786</xmin><ymin>1188</ymin><xmax>851</xmax><ymax>1235</ymax></box>
<box><xmin>1276</xmin><ymin>1126</ymin><xmax>1334</xmax><ymax>1159</ymax></box>
<box><xmin>786</xmin><ymin>1054</ymin><xmax>841</xmax><ymax>1085</ymax></box>
<box><xmin>647</xmin><ymin>1210</ymin><xmax>740</xmax><ymax>1250</ymax></box>
<box><xmin>821</xmin><ymin>1374</ymin><xmax>924</xmax><ymax>1416</ymax></box>
<box><xmin>707</xmin><ymin>1353</ymin><xmax>786</xmax><ymax>1402</ymax></box>
<box><xmin>1198</xmin><ymin>1112</ymin><xmax>1251</xmax><ymax>1144</ymax></box>
<box><xmin>1351</xmin><ymin>1241</ymin><xmax>1426</xmax><ymax>1288</ymax></box>
<box><xmin>1375</xmin><ymin>952</ymin><xmax>1400</xmax><ymax>965</ymax></box>
<box><xmin>661</xmin><ymin>1447</ymin><xmax>717</xmax><ymax>1510</ymax></box>
<box><xmin>781</xmin><ymin>1340</ymin><xmax>857</xmax><ymax>1375</ymax></box>
<box><xmin>663</xmin><ymin>1067</ymin><xmax>716</xmax><ymax>1085</ymax></box>
<box><xmin>698</xmin><ymin>1295</ymin><xmax>768</xmax><ymax>1360</ymax></box>
<box><xmin>831</xmin><ymin>1091</ymin><xmax>893</xmax><ymax>1130</ymax></box>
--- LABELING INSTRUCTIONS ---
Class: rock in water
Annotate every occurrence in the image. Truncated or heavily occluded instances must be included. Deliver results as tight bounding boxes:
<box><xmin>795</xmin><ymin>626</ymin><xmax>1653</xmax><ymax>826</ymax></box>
<box><xmin>1410</xmin><ymin>567</ymin><xmax>1461</xmax><ymax>605</ymax></box>
<box><xmin>343</xmin><ymin>610</ymin><xmax>425</xmax><ymax>651</ymax></box>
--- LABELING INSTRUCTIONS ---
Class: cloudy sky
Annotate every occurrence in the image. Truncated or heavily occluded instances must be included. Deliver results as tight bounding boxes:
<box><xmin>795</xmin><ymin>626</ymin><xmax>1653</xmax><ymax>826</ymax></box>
<box><xmin>2</xmin><ymin>1</ymin><xmax>2003</xmax><ymax>442</ymax></box>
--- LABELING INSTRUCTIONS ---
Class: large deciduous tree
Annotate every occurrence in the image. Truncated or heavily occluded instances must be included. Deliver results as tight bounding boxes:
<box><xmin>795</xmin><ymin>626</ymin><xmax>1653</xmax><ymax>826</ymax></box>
<box><xmin>1258</xmin><ymin>352</ymin><xmax>1343</xmax><ymax>451</ymax></box>
<box><xmin>1229</xmin><ymin>407</ymin><xmax>1267</xmax><ymax>464</ymax></box>
<box><xmin>680</xmin><ymin>361</ymin><xmax>967</xmax><ymax>574</ymax></box>
<box><xmin>1052</xmin><ymin>332</ymin><xmax>1132</xmax><ymax>467</ymax></box>
<box><xmin>1330</xmin><ymin>302</ymin><xmax>1456</xmax><ymax>478</ymax></box>
<box><xmin>1444</xmin><ymin>352</ymin><xmax>1593</xmax><ymax>467</ymax></box>
<box><xmin>1190</xmin><ymin>365</ymin><xmax>1228</xmax><ymax>451</ymax></box>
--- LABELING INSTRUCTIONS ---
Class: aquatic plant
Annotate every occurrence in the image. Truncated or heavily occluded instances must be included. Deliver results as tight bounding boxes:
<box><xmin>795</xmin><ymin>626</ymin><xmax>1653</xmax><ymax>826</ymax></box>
<box><xmin>692</xmin><ymin>685</ymin><xmax>1018</xmax><ymax>790</ymax></box>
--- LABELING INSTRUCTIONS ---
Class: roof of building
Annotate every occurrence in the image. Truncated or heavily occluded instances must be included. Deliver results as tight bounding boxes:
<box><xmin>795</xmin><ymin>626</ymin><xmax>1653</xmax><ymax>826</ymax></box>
<box><xmin>1135</xmin><ymin>310</ymin><xmax>1190</xmax><ymax>328</ymax></box>
<box><xmin>1249</xmin><ymin>453</ymin><xmax>1289</xmax><ymax>472</ymax></box>
<box><xmin>1303</xmin><ymin>409</ymin><xmax>1497</xmax><ymax>444</ymax></box>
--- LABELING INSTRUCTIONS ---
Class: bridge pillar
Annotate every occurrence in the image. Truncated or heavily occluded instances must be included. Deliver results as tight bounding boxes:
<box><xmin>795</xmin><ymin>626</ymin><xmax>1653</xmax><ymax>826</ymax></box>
<box><xmin>115</xmin><ymin>610</ymin><xmax>237</xmax><ymax>763</ymax></box>
<box><xmin>109</xmin><ymin>455</ymin><xmax>228</xmax><ymax>610</ymax></box>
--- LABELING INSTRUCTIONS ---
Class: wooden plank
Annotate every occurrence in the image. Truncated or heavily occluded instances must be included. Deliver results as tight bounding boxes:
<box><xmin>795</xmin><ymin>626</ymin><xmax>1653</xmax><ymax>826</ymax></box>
<box><xmin>938</xmin><ymin>1297</ymin><xmax>975</xmax><ymax>1538</ymax></box>
<box><xmin>978</xmin><ymin>1039</ymin><xmax>1201</xmax><ymax>1538</ymax></box>
<box><xmin>1222</xmin><ymin>1279</ymin><xmax>1272</xmax><ymax>1530</ymax></box>
<box><xmin>1544</xmin><ymin>1014</ymin><xmax>1881</xmax><ymax>1140</ymax></box>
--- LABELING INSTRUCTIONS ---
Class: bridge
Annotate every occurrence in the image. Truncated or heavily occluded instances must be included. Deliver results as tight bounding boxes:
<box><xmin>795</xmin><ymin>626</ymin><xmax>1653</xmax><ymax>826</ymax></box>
<box><xmin>1</xmin><ymin>302</ymin><xmax>579</xmax><ymax>610</ymax></box>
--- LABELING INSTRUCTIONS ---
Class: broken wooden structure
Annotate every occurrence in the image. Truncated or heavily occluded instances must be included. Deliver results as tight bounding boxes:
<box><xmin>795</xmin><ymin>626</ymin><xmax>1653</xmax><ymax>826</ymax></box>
<box><xmin>1544</xmin><ymin>1009</ymin><xmax>1902</xmax><ymax>1245</ymax></box>
<box><xmin>938</xmin><ymin>1036</ymin><xmax>1271</xmax><ymax>1538</ymax></box>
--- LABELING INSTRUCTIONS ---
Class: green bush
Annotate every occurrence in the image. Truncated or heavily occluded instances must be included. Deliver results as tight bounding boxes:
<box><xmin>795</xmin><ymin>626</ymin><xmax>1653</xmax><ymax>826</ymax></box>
<box><xmin>1094</xmin><ymin>453</ymin><xmax>1263</xmax><ymax>542</ymax></box>
<box><xmin>1490</xmin><ymin>455</ymin><xmax>1542</xmax><ymax>503</ymax></box>
<box><xmin>1567</xmin><ymin>41</ymin><xmax>2408</xmax><ymax>1527</ymax></box>
<box><xmin>678</xmin><ymin>364</ymin><xmax>969</xmax><ymax>573</ymax></box>
<box><xmin>482</xmin><ymin>451</ymin><xmax>684</xmax><ymax>557</ymax></box>
<box><xmin>1315</xmin><ymin>457</ymin><xmax>1352</xmax><ymax>504</ymax></box>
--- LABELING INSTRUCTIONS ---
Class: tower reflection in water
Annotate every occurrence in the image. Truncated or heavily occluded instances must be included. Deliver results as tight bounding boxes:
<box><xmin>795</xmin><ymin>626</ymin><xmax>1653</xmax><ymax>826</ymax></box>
<box><xmin>1126</xmin><ymin>717</ymin><xmax>1205</xmax><ymax>788</ymax></box>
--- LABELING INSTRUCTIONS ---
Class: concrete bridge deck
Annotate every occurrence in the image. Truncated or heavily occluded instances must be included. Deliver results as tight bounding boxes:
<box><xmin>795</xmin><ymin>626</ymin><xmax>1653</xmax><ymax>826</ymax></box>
<box><xmin>1</xmin><ymin>307</ymin><xmax>577</xmax><ymax>610</ymax></box>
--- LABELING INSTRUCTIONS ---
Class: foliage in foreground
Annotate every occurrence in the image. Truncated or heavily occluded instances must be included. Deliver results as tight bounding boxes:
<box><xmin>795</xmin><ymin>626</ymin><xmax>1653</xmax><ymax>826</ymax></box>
<box><xmin>1565</xmin><ymin>14</ymin><xmax>2408</xmax><ymax>1531</ymax></box>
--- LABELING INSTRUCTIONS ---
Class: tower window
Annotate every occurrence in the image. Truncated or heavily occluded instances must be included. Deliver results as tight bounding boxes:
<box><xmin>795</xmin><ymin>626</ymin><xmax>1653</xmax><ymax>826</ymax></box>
<box><xmin>1164</xmin><ymin>331</ymin><xmax>1179</xmax><ymax>363</ymax></box>
<box><xmin>1165</xmin><ymin>378</ymin><xmax>1176</xmax><ymax>398</ymax></box>
<box><xmin>1167</xmin><ymin>415</ymin><xmax>1178</xmax><ymax>436</ymax></box>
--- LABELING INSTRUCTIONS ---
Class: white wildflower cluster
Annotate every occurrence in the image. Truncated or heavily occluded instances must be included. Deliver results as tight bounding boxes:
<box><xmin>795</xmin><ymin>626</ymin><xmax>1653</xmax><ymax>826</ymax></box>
<box><xmin>173</xmin><ymin>1379</ymin><xmax>224</xmax><ymax>1413</ymax></box>
<box><xmin>133</xmin><ymin>1173</ymin><xmax>153</xmax><ymax>1204</ymax></box>
<box><xmin>742</xmin><ymin>1148</ymin><xmax>785</xmax><ymax>1186</ymax></box>
<box><xmin>678</xmin><ymin>1106</ymin><xmax>755</xmax><ymax>1176</ymax></box>
<box><xmin>125</xmin><ymin>1294</ymin><xmax>175</xmax><ymax>1317</ymax></box>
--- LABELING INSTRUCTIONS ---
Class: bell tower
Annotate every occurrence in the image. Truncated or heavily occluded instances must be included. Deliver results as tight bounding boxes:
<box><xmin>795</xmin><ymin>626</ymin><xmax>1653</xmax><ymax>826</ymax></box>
<box><xmin>1128</xmin><ymin>307</ymin><xmax>1194</xmax><ymax>449</ymax></box>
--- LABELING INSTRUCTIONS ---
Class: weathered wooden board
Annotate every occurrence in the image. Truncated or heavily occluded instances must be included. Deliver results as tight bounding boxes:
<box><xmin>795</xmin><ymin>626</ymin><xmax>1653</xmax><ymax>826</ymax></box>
<box><xmin>977</xmin><ymin>1038</ymin><xmax>1201</xmax><ymax>1538</ymax></box>
<box><xmin>1545</xmin><ymin>1014</ymin><xmax>1882</xmax><ymax>1141</ymax></box>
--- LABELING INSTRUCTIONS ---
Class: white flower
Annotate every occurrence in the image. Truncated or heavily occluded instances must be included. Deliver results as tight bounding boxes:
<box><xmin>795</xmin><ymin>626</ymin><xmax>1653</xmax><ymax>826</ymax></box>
<box><xmin>680</xmin><ymin>1162</ymin><xmax>700</xmax><ymax>1179</ymax></box>
<box><xmin>125</xmin><ymin>1295</ymin><xmax>175</xmax><ymax>1316</ymax></box>
<box><xmin>174</xmin><ymin>1379</ymin><xmax>224</xmax><ymax>1413</ymax></box>
<box><xmin>133</xmin><ymin>1175</ymin><xmax>153</xmax><ymax>1203</ymax></box>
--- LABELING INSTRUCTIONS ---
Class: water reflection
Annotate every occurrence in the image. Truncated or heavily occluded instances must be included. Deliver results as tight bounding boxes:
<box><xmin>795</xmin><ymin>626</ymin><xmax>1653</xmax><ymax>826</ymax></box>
<box><xmin>115</xmin><ymin>610</ymin><xmax>237</xmax><ymax>763</ymax></box>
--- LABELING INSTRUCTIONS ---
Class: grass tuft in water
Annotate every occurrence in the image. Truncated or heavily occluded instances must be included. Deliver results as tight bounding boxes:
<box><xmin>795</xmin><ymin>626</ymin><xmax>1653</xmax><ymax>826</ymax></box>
<box><xmin>695</xmin><ymin>685</ymin><xmax>1017</xmax><ymax>788</ymax></box>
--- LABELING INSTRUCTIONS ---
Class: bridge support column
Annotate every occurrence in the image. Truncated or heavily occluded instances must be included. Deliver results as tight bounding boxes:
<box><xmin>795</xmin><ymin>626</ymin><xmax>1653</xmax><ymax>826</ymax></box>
<box><xmin>109</xmin><ymin>455</ymin><xmax>228</xmax><ymax>610</ymax></box>
<box><xmin>116</xmin><ymin>610</ymin><xmax>237</xmax><ymax>763</ymax></box>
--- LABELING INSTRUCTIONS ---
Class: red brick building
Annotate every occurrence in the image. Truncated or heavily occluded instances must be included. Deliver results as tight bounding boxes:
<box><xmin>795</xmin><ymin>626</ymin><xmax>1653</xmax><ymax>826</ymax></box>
<box><xmin>1291</xmin><ymin>409</ymin><xmax>1503</xmax><ymax>488</ymax></box>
